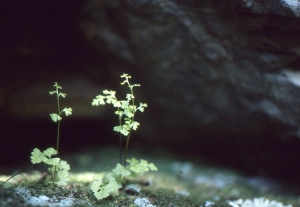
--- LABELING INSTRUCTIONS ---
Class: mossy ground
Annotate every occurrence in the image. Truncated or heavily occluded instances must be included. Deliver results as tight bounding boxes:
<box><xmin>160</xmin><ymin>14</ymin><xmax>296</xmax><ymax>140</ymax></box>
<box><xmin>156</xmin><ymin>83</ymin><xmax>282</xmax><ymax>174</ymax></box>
<box><xmin>1</xmin><ymin>146</ymin><xmax>299</xmax><ymax>207</ymax></box>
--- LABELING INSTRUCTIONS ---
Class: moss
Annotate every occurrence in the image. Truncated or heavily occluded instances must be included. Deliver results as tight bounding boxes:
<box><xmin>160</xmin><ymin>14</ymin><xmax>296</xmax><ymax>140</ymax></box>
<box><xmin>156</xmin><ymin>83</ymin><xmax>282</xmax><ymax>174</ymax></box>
<box><xmin>0</xmin><ymin>146</ymin><xmax>299</xmax><ymax>207</ymax></box>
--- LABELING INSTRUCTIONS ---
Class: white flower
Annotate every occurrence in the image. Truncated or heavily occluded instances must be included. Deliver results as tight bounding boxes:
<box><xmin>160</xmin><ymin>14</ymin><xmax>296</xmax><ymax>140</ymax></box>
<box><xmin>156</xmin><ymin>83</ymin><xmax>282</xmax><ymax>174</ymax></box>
<box><xmin>228</xmin><ymin>197</ymin><xmax>292</xmax><ymax>207</ymax></box>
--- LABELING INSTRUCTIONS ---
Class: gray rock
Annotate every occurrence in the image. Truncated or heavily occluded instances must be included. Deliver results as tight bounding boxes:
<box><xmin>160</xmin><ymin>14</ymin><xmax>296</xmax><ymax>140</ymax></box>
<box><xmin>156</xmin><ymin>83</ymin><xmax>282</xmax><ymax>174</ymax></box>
<box><xmin>124</xmin><ymin>184</ymin><xmax>140</xmax><ymax>195</ymax></box>
<box><xmin>79</xmin><ymin>0</ymin><xmax>300</xmax><ymax>176</ymax></box>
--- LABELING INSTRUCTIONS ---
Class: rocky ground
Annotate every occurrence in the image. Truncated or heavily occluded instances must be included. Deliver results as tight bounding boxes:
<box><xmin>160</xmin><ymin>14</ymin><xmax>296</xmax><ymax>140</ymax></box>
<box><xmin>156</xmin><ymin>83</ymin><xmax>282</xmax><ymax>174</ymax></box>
<box><xmin>0</xmin><ymin>146</ymin><xmax>299</xmax><ymax>207</ymax></box>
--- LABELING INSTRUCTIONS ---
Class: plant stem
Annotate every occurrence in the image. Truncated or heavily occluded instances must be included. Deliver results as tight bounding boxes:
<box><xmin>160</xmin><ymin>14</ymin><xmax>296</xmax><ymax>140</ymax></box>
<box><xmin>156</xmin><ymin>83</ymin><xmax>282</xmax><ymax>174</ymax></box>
<box><xmin>124</xmin><ymin>86</ymin><xmax>135</xmax><ymax>167</ymax></box>
<box><xmin>56</xmin><ymin>87</ymin><xmax>61</xmax><ymax>153</ymax></box>
<box><xmin>117</xmin><ymin>107</ymin><xmax>123</xmax><ymax>165</ymax></box>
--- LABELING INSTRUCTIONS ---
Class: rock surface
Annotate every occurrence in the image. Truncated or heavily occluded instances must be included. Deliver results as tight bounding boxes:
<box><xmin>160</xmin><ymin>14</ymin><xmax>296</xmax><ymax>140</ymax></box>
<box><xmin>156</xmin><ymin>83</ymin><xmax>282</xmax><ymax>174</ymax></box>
<box><xmin>2</xmin><ymin>0</ymin><xmax>300</xmax><ymax>182</ymax></box>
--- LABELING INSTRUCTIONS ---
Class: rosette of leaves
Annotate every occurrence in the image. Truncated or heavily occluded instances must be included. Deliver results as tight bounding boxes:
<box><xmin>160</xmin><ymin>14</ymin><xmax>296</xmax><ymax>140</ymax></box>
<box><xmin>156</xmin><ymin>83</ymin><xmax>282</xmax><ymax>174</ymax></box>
<box><xmin>91</xmin><ymin>158</ymin><xmax>157</xmax><ymax>200</ymax></box>
<box><xmin>31</xmin><ymin>148</ymin><xmax>70</xmax><ymax>186</ymax></box>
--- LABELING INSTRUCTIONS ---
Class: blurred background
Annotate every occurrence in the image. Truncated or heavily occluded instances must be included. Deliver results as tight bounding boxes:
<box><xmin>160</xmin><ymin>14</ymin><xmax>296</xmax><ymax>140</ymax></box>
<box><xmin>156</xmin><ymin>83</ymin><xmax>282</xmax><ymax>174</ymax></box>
<box><xmin>2</xmin><ymin>0</ymin><xmax>300</xmax><ymax>185</ymax></box>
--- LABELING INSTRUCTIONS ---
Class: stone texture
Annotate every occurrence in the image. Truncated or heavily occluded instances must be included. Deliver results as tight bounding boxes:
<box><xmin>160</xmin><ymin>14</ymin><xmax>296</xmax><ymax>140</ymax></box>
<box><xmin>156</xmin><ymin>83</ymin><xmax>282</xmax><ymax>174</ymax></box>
<box><xmin>79</xmin><ymin>0</ymin><xmax>300</xmax><ymax>179</ymax></box>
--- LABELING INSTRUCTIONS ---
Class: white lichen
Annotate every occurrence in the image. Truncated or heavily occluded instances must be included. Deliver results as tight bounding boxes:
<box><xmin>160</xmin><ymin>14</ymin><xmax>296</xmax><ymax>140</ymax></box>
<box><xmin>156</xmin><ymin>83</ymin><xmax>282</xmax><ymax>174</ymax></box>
<box><xmin>228</xmin><ymin>197</ymin><xmax>292</xmax><ymax>207</ymax></box>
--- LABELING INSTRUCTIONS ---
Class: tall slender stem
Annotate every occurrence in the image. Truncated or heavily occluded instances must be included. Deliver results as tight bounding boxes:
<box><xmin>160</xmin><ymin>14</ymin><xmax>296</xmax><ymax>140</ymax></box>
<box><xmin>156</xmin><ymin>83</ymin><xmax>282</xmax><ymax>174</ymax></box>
<box><xmin>124</xmin><ymin>86</ymin><xmax>135</xmax><ymax>167</ymax></box>
<box><xmin>56</xmin><ymin>88</ymin><xmax>61</xmax><ymax>153</ymax></box>
<box><xmin>117</xmin><ymin>107</ymin><xmax>123</xmax><ymax>165</ymax></box>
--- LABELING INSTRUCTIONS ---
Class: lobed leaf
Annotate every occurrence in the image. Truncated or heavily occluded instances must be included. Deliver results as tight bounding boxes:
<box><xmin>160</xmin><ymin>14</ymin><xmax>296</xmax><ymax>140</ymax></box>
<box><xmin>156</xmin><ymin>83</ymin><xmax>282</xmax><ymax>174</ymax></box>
<box><xmin>113</xmin><ymin>101</ymin><xmax>122</xmax><ymax>108</ymax></box>
<box><xmin>50</xmin><ymin>114</ymin><xmax>61</xmax><ymax>122</ymax></box>
<box><xmin>126</xmin><ymin>94</ymin><xmax>134</xmax><ymax>101</ymax></box>
<box><xmin>45</xmin><ymin>158</ymin><xmax>60</xmax><ymax>166</ymax></box>
<box><xmin>91</xmin><ymin>174</ymin><xmax>121</xmax><ymax>200</ymax></box>
<box><xmin>56</xmin><ymin>177</ymin><xmax>69</xmax><ymax>186</ymax></box>
<box><xmin>53</xmin><ymin>82</ymin><xmax>62</xmax><ymax>89</ymax></box>
<box><xmin>127</xmin><ymin>158</ymin><xmax>158</xmax><ymax>174</ymax></box>
<box><xmin>120</xmin><ymin>73</ymin><xmax>130</xmax><ymax>79</ymax></box>
<box><xmin>130</xmin><ymin>121</ymin><xmax>140</xmax><ymax>130</ymax></box>
<box><xmin>62</xmin><ymin>108</ymin><xmax>72</xmax><ymax>116</ymax></box>
<box><xmin>43</xmin><ymin>148</ymin><xmax>57</xmax><ymax>157</ymax></box>
<box><xmin>31</xmin><ymin>148</ymin><xmax>47</xmax><ymax>164</ymax></box>
<box><xmin>58</xmin><ymin>160</ymin><xmax>71</xmax><ymax>171</ymax></box>
<box><xmin>114</xmin><ymin>125</ymin><xmax>129</xmax><ymax>136</ymax></box>
<box><xmin>92</xmin><ymin>95</ymin><xmax>106</xmax><ymax>106</ymax></box>
<box><xmin>58</xmin><ymin>92</ymin><xmax>66</xmax><ymax>98</ymax></box>
<box><xmin>112</xmin><ymin>163</ymin><xmax>130</xmax><ymax>179</ymax></box>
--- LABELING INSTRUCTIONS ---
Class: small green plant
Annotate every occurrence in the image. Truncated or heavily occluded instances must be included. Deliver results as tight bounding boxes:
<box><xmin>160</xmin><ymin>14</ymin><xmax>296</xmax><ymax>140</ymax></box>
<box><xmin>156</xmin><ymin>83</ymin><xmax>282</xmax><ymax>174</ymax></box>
<box><xmin>92</xmin><ymin>73</ymin><xmax>147</xmax><ymax>166</ymax></box>
<box><xmin>30</xmin><ymin>82</ymin><xmax>72</xmax><ymax>186</ymax></box>
<box><xmin>91</xmin><ymin>158</ymin><xmax>157</xmax><ymax>200</ymax></box>
<box><xmin>91</xmin><ymin>73</ymin><xmax>157</xmax><ymax>200</ymax></box>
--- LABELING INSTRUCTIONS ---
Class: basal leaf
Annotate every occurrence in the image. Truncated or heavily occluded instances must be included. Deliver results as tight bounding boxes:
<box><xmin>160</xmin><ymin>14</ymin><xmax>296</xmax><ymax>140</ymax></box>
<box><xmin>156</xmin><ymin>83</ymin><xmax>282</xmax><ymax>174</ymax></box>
<box><xmin>127</xmin><ymin>158</ymin><xmax>158</xmax><ymax>174</ymax></box>
<box><xmin>91</xmin><ymin>174</ymin><xmax>121</xmax><ymax>200</ymax></box>
<box><xmin>57</xmin><ymin>169</ymin><xmax>69</xmax><ymax>178</ymax></box>
<box><xmin>112</xmin><ymin>163</ymin><xmax>130</xmax><ymax>178</ymax></box>
<box><xmin>45</xmin><ymin>158</ymin><xmax>60</xmax><ymax>165</ymax></box>
<box><xmin>56</xmin><ymin>177</ymin><xmax>69</xmax><ymax>186</ymax></box>
<box><xmin>58</xmin><ymin>160</ymin><xmax>70</xmax><ymax>171</ymax></box>
<box><xmin>91</xmin><ymin>175</ymin><xmax>104</xmax><ymax>193</ymax></box>
<box><xmin>43</xmin><ymin>148</ymin><xmax>57</xmax><ymax>157</ymax></box>
<box><xmin>31</xmin><ymin>148</ymin><xmax>47</xmax><ymax>164</ymax></box>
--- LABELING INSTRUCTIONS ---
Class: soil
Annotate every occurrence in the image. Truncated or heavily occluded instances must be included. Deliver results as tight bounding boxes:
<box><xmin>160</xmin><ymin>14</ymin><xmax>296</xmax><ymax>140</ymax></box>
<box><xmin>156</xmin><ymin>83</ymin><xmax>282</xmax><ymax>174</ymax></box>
<box><xmin>0</xmin><ymin>146</ymin><xmax>299</xmax><ymax>207</ymax></box>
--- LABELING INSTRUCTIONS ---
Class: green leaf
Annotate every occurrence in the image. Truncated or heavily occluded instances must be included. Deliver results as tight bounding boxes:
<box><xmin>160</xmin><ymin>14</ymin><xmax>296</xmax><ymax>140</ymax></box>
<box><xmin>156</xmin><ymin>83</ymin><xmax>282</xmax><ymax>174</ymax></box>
<box><xmin>49</xmin><ymin>91</ymin><xmax>56</xmax><ymax>95</ymax></box>
<box><xmin>53</xmin><ymin>82</ymin><xmax>62</xmax><ymax>89</ymax></box>
<box><xmin>115</xmin><ymin>111</ymin><xmax>123</xmax><ymax>117</ymax></box>
<box><xmin>106</xmin><ymin>96</ymin><xmax>116</xmax><ymax>104</ymax></box>
<box><xmin>45</xmin><ymin>158</ymin><xmax>60</xmax><ymax>165</ymax></box>
<box><xmin>56</xmin><ymin>177</ymin><xmax>69</xmax><ymax>186</ymax></box>
<box><xmin>58</xmin><ymin>92</ymin><xmax>66</xmax><ymax>98</ymax></box>
<box><xmin>50</xmin><ymin>114</ymin><xmax>61</xmax><ymax>122</ymax></box>
<box><xmin>92</xmin><ymin>95</ymin><xmax>106</xmax><ymax>106</ymax></box>
<box><xmin>120</xmin><ymin>73</ymin><xmax>130</xmax><ymax>79</ymax></box>
<box><xmin>112</xmin><ymin>163</ymin><xmax>130</xmax><ymax>179</ymax></box>
<box><xmin>31</xmin><ymin>148</ymin><xmax>47</xmax><ymax>164</ymax></box>
<box><xmin>138</xmin><ymin>103</ymin><xmax>148</xmax><ymax>112</ymax></box>
<box><xmin>123</xmin><ymin>110</ymin><xmax>134</xmax><ymax>118</ymax></box>
<box><xmin>114</xmin><ymin>125</ymin><xmax>129</xmax><ymax>136</ymax></box>
<box><xmin>120</xmin><ymin>101</ymin><xmax>129</xmax><ymax>109</ymax></box>
<box><xmin>91</xmin><ymin>174</ymin><xmax>121</xmax><ymax>200</ymax></box>
<box><xmin>130</xmin><ymin>121</ymin><xmax>140</xmax><ymax>130</ymax></box>
<box><xmin>127</xmin><ymin>158</ymin><xmax>158</xmax><ymax>174</ymax></box>
<box><xmin>62</xmin><ymin>108</ymin><xmax>72</xmax><ymax>116</ymax></box>
<box><xmin>103</xmin><ymin>90</ymin><xmax>115</xmax><ymax>95</ymax></box>
<box><xmin>58</xmin><ymin>160</ymin><xmax>70</xmax><ymax>171</ymax></box>
<box><xmin>113</xmin><ymin>101</ymin><xmax>122</xmax><ymax>107</ymax></box>
<box><xmin>43</xmin><ymin>148</ymin><xmax>57</xmax><ymax>157</ymax></box>
<box><xmin>126</xmin><ymin>94</ymin><xmax>134</xmax><ymax>101</ymax></box>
